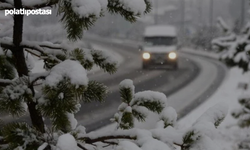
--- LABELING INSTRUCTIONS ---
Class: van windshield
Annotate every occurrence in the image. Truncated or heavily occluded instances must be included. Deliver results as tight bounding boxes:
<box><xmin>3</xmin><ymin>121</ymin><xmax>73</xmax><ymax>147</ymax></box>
<box><xmin>144</xmin><ymin>36</ymin><xmax>177</xmax><ymax>46</ymax></box>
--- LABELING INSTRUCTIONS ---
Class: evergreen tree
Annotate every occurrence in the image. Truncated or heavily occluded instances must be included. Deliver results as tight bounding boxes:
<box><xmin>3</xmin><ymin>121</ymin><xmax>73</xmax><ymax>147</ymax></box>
<box><xmin>212</xmin><ymin>17</ymin><xmax>250</xmax><ymax>72</ymax></box>
<box><xmin>212</xmin><ymin>13</ymin><xmax>250</xmax><ymax>149</ymax></box>
<box><xmin>0</xmin><ymin>0</ymin><xmax>227</xmax><ymax>150</ymax></box>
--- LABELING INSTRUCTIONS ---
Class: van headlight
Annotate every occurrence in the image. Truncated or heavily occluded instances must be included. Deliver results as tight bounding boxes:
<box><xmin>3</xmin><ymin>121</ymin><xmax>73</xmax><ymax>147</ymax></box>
<box><xmin>168</xmin><ymin>52</ymin><xmax>177</xmax><ymax>59</ymax></box>
<box><xmin>143</xmin><ymin>52</ymin><xmax>150</xmax><ymax>59</ymax></box>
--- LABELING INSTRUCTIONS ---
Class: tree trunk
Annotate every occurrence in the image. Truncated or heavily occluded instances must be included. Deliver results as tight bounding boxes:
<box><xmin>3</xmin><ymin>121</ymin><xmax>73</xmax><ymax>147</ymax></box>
<box><xmin>12</xmin><ymin>0</ymin><xmax>45</xmax><ymax>133</ymax></box>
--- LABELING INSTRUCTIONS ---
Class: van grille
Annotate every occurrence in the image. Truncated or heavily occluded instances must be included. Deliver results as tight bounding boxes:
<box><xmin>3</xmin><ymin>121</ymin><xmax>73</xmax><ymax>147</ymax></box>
<box><xmin>151</xmin><ymin>53</ymin><xmax>168</xmax><ymax>60</ymax></box>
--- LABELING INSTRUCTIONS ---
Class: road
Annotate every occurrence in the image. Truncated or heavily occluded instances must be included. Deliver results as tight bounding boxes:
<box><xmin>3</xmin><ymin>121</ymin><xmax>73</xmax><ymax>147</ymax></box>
<box><xmin>1</xmin><ymin>38</ymin><xmax>227</xmax><ymax>132</ymax></box>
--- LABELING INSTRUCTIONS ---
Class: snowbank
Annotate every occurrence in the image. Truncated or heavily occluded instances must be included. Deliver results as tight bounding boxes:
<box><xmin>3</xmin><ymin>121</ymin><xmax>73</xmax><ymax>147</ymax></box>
<box><xmin>178</xmin><ymin>67</ymin><xmax>250</xmax><ymax>150</ymax></box>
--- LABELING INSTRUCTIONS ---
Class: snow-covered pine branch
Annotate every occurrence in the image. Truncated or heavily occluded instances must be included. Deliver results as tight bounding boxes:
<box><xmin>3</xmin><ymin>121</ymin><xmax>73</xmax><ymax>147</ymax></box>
<box><xmin>212</xmin><ymin>17</ymin><xmax>250</xmax><ymax>72</ymax></box>
<box><xmin>0</xmin><ymin>79</ymin><xmax>13</xmax><ymax>86</ymax></box>
<box><xmin>0</xmin><ymin>36</ymin><xmax>118</xmax><ymax>73</ymax></box>
<box><xmin>112</xmin><ymin>79</ymin><xmax>168</xmax><ymax>129</ymax></box>
<box><xmin>217</xmin><ymin>17</ymin><xmax>231</xmax><ymax>34</ymax></box>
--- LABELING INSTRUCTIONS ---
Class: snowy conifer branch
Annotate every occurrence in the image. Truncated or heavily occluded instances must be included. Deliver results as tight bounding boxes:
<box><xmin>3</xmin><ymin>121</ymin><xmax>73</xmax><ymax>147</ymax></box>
<box><xmin>69</xmin><ymin>48</ymin><xmax>94</xmax><ymax>70</ymax></box>
<box><xmin>58</xmin><ymin>0</ymin><xmax>98</xmax><ymax>40</ymax></box>
<box><xmin>77</xmin><ymin>143</ymin><xmax>88</xmax><ymax>150</ymax></box>
<box><xmin>143</xmin><ymin>0</ymin><xmax>152</xmax><ymax>14</ymax></box>
<box><xmin>232</xmin><ymin>96</ymin><xmax>250</xmax><ymax>128</ymax></box>
<box><xmin>39</xmin><ymin>43</ymin><xmax>66</xmax><ymax>51</ymax></box>
<box><xmin>102</xmin><ymin>140</ymin><xmax>118</xmax><ymax>145</ymax></box>
<box><xmin>22</xmin><ymin>0</ymin><xmax>58</xmax><ymax>9</ymax></box>
<box><xmin>0</xmin><ymin>76</ymin><xmax>32</xmax><ymax>117</ymax></box>
<box><xmin>112</xmin><ymin>80</ymin><xmax>168</xmax><ymax>129</ymax></box>
<box><xmin>80</xmin><ymin>135</ymin><xmax>136</xmax><ymax>144</ymax></box>
<box><xmin>0</xmin><ymin>38</ymin><xmax>63</xmax><ymax>63</ymax></box>
<box><xmin>217</xmin><ymin>17</ymin><xmax>231</xmax><ymax>34</ymax></box>
<box><xmin>0</xmin><ymin>38</ymin><xmax>15</xmax><ymax>50</ymax></box>
<box><xmin>91</xmin><ymin>49</ymin><xmax>117</xmax><ymax>74</ymax></box>
<box><xmin>107</xmin><ymin>0</ymin><xmax>138</xmax><ymax>22</ymax></box>
<box><xmin>0</xmin><ymin>38</ymin><xmax>65</xmax><ymax>52</ymax></box>
<box><xmin>21</xmin><ymin>41</ymin><xmax>62</xmax><ymax>56</ymax></box>
<box><xmin>0</xmin><ymin>79</ymin><xmax>12</xmax><ymax>86</ymax></box>
<box><xmin>213</xmin><ymin>17</ymin><xmax>250</xmax><ymax>72</ymax></box>
<box><xmin>80</xmin><ymin>80</ymin><xmax>107</xmax><ymax>103</ymax></box>
<box><xmin>243</xmin><ymin>22</ymin><xmax>250</xmax><ymax>34</ymax></box>
<box><xmin>29</xmin><ymin>72</ymin><xmax>49</xmax><ymax>87</ymax></box>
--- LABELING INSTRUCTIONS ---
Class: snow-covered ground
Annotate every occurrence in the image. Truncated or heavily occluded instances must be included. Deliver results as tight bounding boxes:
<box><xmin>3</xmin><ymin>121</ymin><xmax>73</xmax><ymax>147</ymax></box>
<box><xmin>178</xmin><ymin>66</ymin><xmax>249</xmax><ymax>150</ymax></box>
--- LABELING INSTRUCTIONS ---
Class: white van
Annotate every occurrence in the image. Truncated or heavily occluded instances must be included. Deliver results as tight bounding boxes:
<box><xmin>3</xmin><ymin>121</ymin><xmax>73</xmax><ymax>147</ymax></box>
<box><xmin>140</xmin><ymin>25</ymin><xmax>178</xmax><ymax>69</ymax></box>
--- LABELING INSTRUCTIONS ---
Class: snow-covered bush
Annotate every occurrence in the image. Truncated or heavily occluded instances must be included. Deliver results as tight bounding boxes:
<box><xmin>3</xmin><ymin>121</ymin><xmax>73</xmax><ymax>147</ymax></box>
<box><xmin>212</xmin><ymin>17</ymin><xmax>250</xmax><ymax>72</ymax></box>
<box><xmin>212</xmin><ymin>17</ymin><xmax>250</xmax><ymax>149</ymax></box>
<box><xmin>0</xmin><ymin>0</ymin><xmax>228</xmax><ymax>150</ymax></box>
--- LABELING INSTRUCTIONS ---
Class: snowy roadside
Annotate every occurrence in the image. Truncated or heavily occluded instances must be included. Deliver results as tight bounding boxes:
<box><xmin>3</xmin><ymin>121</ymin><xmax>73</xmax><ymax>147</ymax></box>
<box><xmin>176</xmin><ymin>49</ymin><xmax>250</xmax><ymax>149</ymax></box>
<box><xmin>165</xmin><ymin>47</ymin><xmax>250</xmax><ymax>149</ymax></box>
<box><xmin>178</xmin><ymin>67</ymin><xmax>249</xmax><ymax>150</ymax></box>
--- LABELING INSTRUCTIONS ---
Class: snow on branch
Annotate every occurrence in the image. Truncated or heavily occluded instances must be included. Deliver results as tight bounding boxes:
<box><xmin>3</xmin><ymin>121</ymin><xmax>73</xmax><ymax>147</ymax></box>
<box><xmin>195</xmin><ymin>102</ymin><xmax>228</xmax><ymax>128</ymax></box>
<box><xmin>82</xmin><ymin>134</ymin><xmax>136</xmax><ymax>144</ymax></box>
<box><xmin>187</xmin><ymin>102</ymin><xmax>228</xmax><ymax>141</ymax></box>
<box><xmin>112</xmin><ymin>79</ymin><xmax>169</xmax><ymax>129</ymax></box>
<box><xmin>212</xmin><ymin>18</ymin><xmax>250</xmax><ymax>71</ymax></box>
<box><xmin>21</xmin><ymin>40</ymin><xmax>65</xmax><ymax>56</ymax></box>
<box><xmin>217</xmin><ymin>17</ymin><xmax>231</xmax><ymax>34</ymax></box>
<box><xmin>0</xmin><ymin>37</ymin><xmax>14</xmax><ymax>50</ymax></box>
<box><xmin>0</xmin><ymin>37</ymin><xmax>64</xmax><ymax>62</ymax></box>
<box><xmin>0</xmin><ymin>79</ymin><xmax>13</xmax><ymax>86</ymax></box>
<box><xmin>44</xmin><ymin>59</ymin><xmax>88</xmax><ymax>87</ymax></box>
<box><xmin>77</xmin><ymin>127</ymin><xmax>184</xmax><ymax>150</ymax></box>
<box><xmin>0</xmin><ymin>38</ymin><xmax>65</xmax><ymax>51</ymax></box>
<box><xmin>38</xmin><ymin>41</ymin><xmax>66</xmax><ymax>51</ymax></box>
<box><xmin>22</xmin><ymin>0</ymin><xmax>58</xmax><ymax>9</ymax></box>
<box><xmin>29</xmin><ymin>71</ymin><xmax>50</xmax><ymax>86</ymax></box>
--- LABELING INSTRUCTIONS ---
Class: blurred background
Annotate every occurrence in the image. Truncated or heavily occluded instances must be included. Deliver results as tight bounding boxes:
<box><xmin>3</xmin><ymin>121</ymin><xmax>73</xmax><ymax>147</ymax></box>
<box><xmin>0</xmin><ymin>0</ymin><xmax>248</xmax><ymax>50</ymax></box>
<box><xmin>89</xmin><ymin>0</ymin><xmax>249</xmax><ymax>50</ymax></box>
